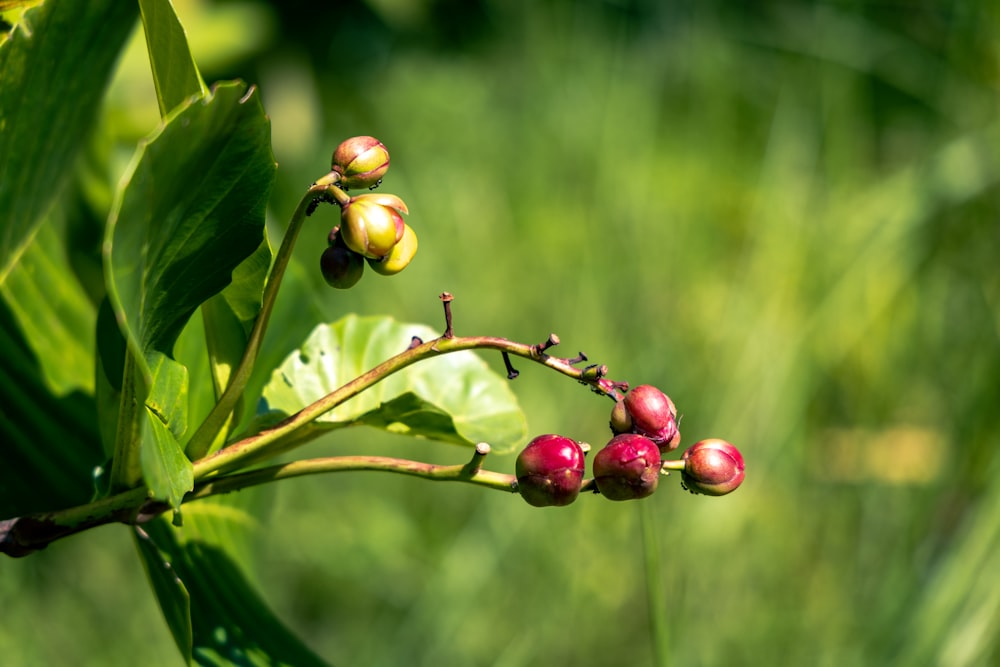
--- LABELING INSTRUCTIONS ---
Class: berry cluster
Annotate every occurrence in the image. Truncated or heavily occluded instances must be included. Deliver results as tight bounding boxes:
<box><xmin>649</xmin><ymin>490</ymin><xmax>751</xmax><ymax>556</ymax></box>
<box><xmin>313</xmin><ymin>136</ymin><xmax>419</xmax><ymax>289</ymax></box>
<box><xmin>515</xmin><ymin>384</ymin><xmax>745</xmax><ymax>506</ymax></box>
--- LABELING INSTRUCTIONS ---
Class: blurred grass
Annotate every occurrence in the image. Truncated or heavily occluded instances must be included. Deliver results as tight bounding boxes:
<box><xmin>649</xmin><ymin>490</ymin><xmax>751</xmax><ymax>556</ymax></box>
<box><xmin>3</xmin><ymin>0</ymin><xmax>1000</xmax><ymax>665</ymax></box>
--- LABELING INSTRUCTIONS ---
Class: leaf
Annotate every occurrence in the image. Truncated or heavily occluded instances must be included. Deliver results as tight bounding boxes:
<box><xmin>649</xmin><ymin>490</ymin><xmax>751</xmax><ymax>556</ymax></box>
<box><xmin>134</xmin><ymin>524</ymin><xmax>193</xmax><ymax>664</ymax></box>
<box><xmin>260</xmin><ymin>315</ymin><xmax>528</xmax><ymax>453</ymax></box>
<box><xmin>136</xmin><ymin>501</ymin><xmax>327</xmax><ymax>666</ymax></box>
<box><xmin>0</xmin><ymin>210</ymin><xmax>96</xmax><ymax>395</ymax></box>
<box><xmin>0</xmin><ymin>298</ymin><xmax>103</xmax><ymax>518</ymax></box>
<box><xmin>103</xmin><ymin>81</ymin><xmax>276</xmax><ymax>500</ymax></box>
<box><xmin>141</xmin><ymin>405</ymin><xmax>194</xmax><ymax>511</ymax></box>
<box><xmin>104</xmin><ymin>82</ymin><xmax>275</xmax><ymax>374</ymax></box>
<box><xmin>0</xmin><ymin>0</ymin><xmax>137</xmax><ymax>283</ymax></box>
<box><xmin>139</xmin><ymin>0</ymin><xmax>207</xmax><ymax>118</ymax></box>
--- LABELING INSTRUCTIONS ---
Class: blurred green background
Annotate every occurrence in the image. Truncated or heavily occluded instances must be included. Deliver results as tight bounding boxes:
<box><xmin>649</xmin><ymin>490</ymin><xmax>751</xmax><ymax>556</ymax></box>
<box><xmin>3</xmin><ymin>0</ymin><xmax>1000</xmax><ymax>664</ymax></box>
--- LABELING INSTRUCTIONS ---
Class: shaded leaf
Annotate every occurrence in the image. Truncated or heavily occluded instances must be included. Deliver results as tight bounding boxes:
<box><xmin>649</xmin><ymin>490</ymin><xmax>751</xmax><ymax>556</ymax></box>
<box><xmin>134</xmin><ymin>524</ymin><xmax>193</xmax><ymax>664</ymax></box>
<box><xmin>139</xmin><ymin>0</ymin><xmax>207</xmax><ymax>118</ymax></box>
<box><xmin>137</xmin><ymin>499</ymin><xmax>326</xmax><ymax>666</ymax></box>
<box><xmin>260</xmin><ymin>315</ymin><xmax>528</xmax><ymax>452</ymax></box>
<box><xmin>0</xmin><ymin>0</ymin><xmax>137</xmax><ymax>283</ymax></box>
<box><xmin>0</xmin><ymin>299</ymin><xmax>102</xmax><ymax>518</ymax></box>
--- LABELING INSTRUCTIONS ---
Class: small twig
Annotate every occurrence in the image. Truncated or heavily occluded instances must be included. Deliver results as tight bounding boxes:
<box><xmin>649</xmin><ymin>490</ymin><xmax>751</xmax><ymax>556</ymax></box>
<box><xmin>407</xmin><ymin>336</ymin><xmax>423</xmax><ymax>350</ymax></box>
<box><xmin>463</xmin><ymin>442</ymin><xmax>491</xmax><ymax>475</ymax></box>
<box><xmin>440</xmin><ymin>292</ymin><xmax>455</xmax><ymax>338</ymax></box>
<box><xmin>565</xmin><ymin>352</ymin><xmax>588</xmax><ymax>365</ymax></box>
<box><xmin>533</xmin><ymin>333</ymin><xmax>560</xmax><ymax>355</ymax></box>
<box><xmin>501</xmin><ymin>351</ymin><xmax>519</xmax><ymax>379</ymax></box>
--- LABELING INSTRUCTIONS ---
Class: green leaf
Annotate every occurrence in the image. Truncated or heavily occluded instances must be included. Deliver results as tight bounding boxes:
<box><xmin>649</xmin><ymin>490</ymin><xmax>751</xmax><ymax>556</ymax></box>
<box><xmin>139</xmin><ymin>0</ymin><xmax>207</xmax><ymax>118</ymax></box>
<box><xmin>0</xmin><ymin>0</ymin><xmax>137</xmax><ymax>283</ymax></box>
<box><xmin>134</xmin><ymin>524</ymin><xmax>193</xmax><ymax>664</ymax></box>
<box><xmin>136</xmin><ymin>501</ymin><xmax>327</xmax><ymax>666</ymax></box>
<box><xmin>261</xmin><ymin>315</ymin><xmax>528</xmax><ymax>452</ymax></box>
<box><xmin>103</xmin><ymin>81</ymin><xmax>276</xmax><ymax>500</ymax></box>
<box><xmin>141</xmin><ymin>405</ymin><xmax>194</xmax><ymax>511</ymax></box>
<box><xmin>0</xmin><ymin>211</ymin><xmax>96</xmax><ymax>396</ymax></box>
<box><xmin>0</xmin><ymin>298</ymin><xmax>103</xmax><ymax>518</ymax></box>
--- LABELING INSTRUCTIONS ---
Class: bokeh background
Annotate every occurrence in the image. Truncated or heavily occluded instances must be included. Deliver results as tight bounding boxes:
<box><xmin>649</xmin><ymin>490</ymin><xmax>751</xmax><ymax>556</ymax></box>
<box><xmin>3</xmin><ymin>0</ymin><xmax>1000</xmax><ymax>664</ymax></box>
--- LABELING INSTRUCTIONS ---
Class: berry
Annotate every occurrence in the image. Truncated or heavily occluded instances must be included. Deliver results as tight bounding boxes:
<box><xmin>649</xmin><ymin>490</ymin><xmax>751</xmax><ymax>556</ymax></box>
<box><xmin>367</xmin><ymin>223</ymin><xmax>418</xmax><ymax>275</ymax></box>
<box><xmin>593</xmin><ymin>433</ymin><xmax>661</xmax><ymax>501</ymax></box>
<box><xmin>622</xmin><ymin>384</ymin><xmax>679</xmax><ymax>452</ymax></box>
<box><xmin>331</xmin><ymin>136</ymin><xmax>390</xmax><ymax>190</ymax></box>
<box><xmin>681</xmin><ymin>439</ymin><xmax>745</xmax><ymax>496</ymax></box>
<box><xmin>515</xmin><ymin>434</ymin><xmax>586</xmax><ymax>507</ymax></box>
<box><xmin>319</xmin><ymin>244</ymin><xmax>364</xmax><ymax>289</ymax></box>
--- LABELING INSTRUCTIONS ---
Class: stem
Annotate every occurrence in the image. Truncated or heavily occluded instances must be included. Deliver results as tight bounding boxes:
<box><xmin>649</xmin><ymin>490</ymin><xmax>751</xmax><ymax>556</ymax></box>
<box><xmin>185</xmin><ymin>181</ymin><xmax>338</xmax><ymax>460</ymax></box>
<box><xmin>191</xmin><ymin>332</ymin><xmax>620</xmax><ymax>480</ymax></box>
<box><xmin>0</xmin><ymin>448</ymin><xmax>517</xmax><ymax>557</ymax></box>
<box><xmin>189</xmin><ymin>452</ymin><xmax>518</xmax><ymax>500</ymax></box>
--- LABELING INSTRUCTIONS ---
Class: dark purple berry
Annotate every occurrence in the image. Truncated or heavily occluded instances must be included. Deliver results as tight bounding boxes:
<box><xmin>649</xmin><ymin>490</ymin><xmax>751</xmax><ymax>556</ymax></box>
<box><xmin>622</xmin><ymin>384</ymin><xmax>679</xmax><ymax>452</ymax></box>
<box><xmin>681</xmin><ymin>439</ymin><xmax>745</xmax><ymax>496</ymax></box>
<box><xmin>515</xmin><ymin>434</ymin><xmax>586</xmax><ymax>507</ymax></box>
<box><xmin>319</xmin><ymin>244</ymin><xmax>364</xmax><ymax>289</ymax></box>
<box><xmin>593</xmin><ymin>433</ymin><xmax>661</xmax><ymax>501</ymax></box>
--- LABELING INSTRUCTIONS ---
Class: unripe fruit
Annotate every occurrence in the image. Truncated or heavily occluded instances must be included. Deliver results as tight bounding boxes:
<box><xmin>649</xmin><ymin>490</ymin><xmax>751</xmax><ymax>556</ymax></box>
<box><xmin>623</xmin><ymin>384</ymin><xmax>679</xmax><ymax>452</ymax></box>
<box><xmin>681</xmin><ymin>439</ymin><xmax>745</xmax><ymax>496</ymax></box>
<box><xmin>339</xmin><ymin>193</ymin><xmax>408</xmax><ymax>259</ymax></box>
<box><xmin>331</xmin><ymin>136</ymin><xmax>390</xmax><ymax>190</ymax></box>
<box><xmin>609</xmin><ymin>399</ymin><xmax>632</xmax><ymax>435</ymax></box>
<box><xmin>367</xmin><ymin>223</ymin><xmax>418</xmax><ymax>275</ymax></box>
<box><xmin>515</xmin><ymin>434</ymin><xmax>586</xmax><ymax>507</ymax></box>
<box><xmin>593</xmin><ymin>433</ymin><xmax>661</xmax><ymax>501</ymax></box>
<box><xmin>319</xmin><ymin>244</ymin><xmax>364</xmax><ymax>289</ymax></box>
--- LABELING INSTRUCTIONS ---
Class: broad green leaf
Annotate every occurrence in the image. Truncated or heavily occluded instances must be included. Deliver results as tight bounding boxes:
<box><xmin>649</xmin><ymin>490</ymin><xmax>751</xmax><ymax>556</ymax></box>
<box><xmin>0</xmin><ymin>299</ymin><xmax>102</xmax><ymax>518</ymax></box>
<box><xmin>261</xmin><ymin>315</ymin><xmax>528</xmax><ymax>452</ymax></box>
<box><xmin>0</xmin><ymin>0</ymin><xmax>137</xmax><ymax>283</ymax></box>
<box><xmin>103</xmin><ymin>81</ymin><xmax>276</xmax><ymax>501</ymax></box>
<box><xmin>0</xmin><ymin>211</ymin><xmax>95</xmax><ymax>395</ymax></box>
<box><xmin>136</xmin><ymin>498</ymin><xmax>326</xmax><ymax>667</ymax></box>
<box><xmin>139</xmin><ymin>0</ymin><xmax>208</xmax><ymax>118</ymax></box>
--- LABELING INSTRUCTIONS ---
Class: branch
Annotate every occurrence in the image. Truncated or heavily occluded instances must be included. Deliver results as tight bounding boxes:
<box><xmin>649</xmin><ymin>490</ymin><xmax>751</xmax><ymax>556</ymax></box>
<box><xmin>0</xmin><ymin>444</ymin><xmax>513</xmax><ymax>557</ymax></box>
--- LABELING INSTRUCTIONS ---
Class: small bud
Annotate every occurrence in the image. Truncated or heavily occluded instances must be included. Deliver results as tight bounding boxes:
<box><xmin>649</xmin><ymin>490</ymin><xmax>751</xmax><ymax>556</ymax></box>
<box><xmin>319</xmin><ymin>244</ymin><xmax>364</xmax><ymax>289</ymax></box>
<box><xmin>367</xmin><ymin>223</ymin><xmax>418</xmax><ymax>276</ymax></box>
<box><xmin>515</xmin><ymin>434</ymin><xmax>586</xmax><ymax>507</ymax></box>
<box><xmin>331</xmin><ymin>136</ymin><xmax>390</xmax><ymax>189</ymax></box>
<box><xmin>623</xmin><ymin>384</ymin><xmax>679</xmax><ymax>452</ymax></box>
<box><xmin>339</xmin><ymin>193</ymin><xmax>408</xmax><ymax>259</ymax></box>
<box><xmin>681</xmin><ymin>439</ymin><xmax>745</xmax><ymax>496</ymax></box>
<box><xmin>609</xmin><ymin>399</ymin><xmax>632</xmax><ymax>435</ymax></box>
<box><xmin>593</xmin><ymin>433</ymin><xmax>661</xmax><ymax>501</ymax></box>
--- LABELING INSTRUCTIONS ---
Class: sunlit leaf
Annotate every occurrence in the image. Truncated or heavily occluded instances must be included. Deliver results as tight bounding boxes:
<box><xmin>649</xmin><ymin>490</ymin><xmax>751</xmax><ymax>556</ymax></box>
<box><xmin>103</xmin><ymin>81</ymin><xmax>276</xmax><ymax>502</ymax></box>
<box><xmin>261</xmin><ymin>315</ymin><xmax>528</xmax><ymax>452</ymax></box>
<box><xmin>0</xmin><ymin>212</ymin><xmax>95</xmax><ymax>395</ymax></box>
<box><xmin>141</xmin><ymin>405</ymin><xmax>193</xmax><ymax>510</ymax></box>
<box><xmin>0</xmin><ymin>0</ymin><xmax>137</xmax><ymax>283</ymax></box>
<box><xmin>139</xmin><ymin>0</ymin><xmax>207</xmax><ymax>118</ymax></box>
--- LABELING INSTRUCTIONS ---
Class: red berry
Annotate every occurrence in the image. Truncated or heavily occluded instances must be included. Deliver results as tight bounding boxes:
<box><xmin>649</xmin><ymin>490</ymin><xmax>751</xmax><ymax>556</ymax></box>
<box><xmin>515</xmin><ymin>434</ymin><xmax>586</xmax><ymax>507</ymax></box>
<box><xmin>622</xmin><ymin>385</ymin><xmax>679</xmax><ymax>452</ymax></box>
<box><xmin>593</xmin><ymin>433</ymin><xmax>661</xmax><ymax>501</ymax></box>
<box><xmin>681</xmin><ymin>439</ymin><xmax>745</xmax><ymax>496</ymax></box>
